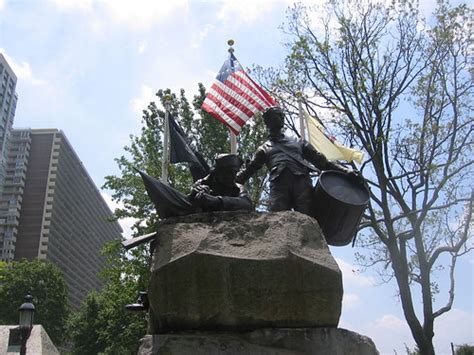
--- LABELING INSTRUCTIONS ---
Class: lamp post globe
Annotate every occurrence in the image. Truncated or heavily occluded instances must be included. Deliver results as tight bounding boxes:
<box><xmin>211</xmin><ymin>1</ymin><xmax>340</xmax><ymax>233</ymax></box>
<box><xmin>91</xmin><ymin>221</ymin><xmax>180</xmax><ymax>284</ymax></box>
<box><xmin>18</xmin><ymin>294</ymin><xmax>35</xmax><ymax>355</ymax></box>
<box><xmin>18</xmin><ymin>294</ymin><xmax>35</xmax><ymax>329</ymax></box>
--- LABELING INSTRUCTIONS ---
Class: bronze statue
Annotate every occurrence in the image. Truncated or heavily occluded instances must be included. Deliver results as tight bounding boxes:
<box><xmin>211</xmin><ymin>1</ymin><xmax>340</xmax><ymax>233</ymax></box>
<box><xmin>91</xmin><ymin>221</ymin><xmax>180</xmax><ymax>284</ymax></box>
<box><xmin>127</xmin><ymin>156</ymin><xmax>253</xmax><ymax>312</ymax></box>
<box><xmin>236</xmin><ymin>107</ymin><xmax>349</xmax><ymax>215</ymax></box>
<box><xmin>138</xmin><ymin>153</ymin><xmax>253</xmax><ymax>218</ymax></box>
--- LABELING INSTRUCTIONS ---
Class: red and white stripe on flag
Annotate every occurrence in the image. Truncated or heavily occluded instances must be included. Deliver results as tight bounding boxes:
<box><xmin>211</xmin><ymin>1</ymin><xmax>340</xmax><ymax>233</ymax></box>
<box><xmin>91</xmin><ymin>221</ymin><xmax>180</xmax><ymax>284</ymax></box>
<box><xmin>202</xmin><ymin>69</ymin><xmax>277</xmax><ymax>135</ymax></box>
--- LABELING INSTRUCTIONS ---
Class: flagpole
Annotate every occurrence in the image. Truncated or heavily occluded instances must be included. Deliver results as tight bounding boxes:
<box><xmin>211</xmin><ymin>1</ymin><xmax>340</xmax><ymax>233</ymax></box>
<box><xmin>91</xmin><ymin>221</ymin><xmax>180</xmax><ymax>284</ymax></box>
<box><xmin>296</xmin><ymin>91</ymin><xmax>306</xmax><ymax>141</ymax></box>
<box><xmin>229</xmin><ymin>130</ymin><xmax>237</xmax><ymax>154</ymax></box>
<box><xmin>227</xmin><ymin>39</ymin><xmax>238</xmax><ymax>154</ymax></box>
<box><xmin>161</xmin><ymin>95</ymin><xmax>171</xmax><ymax>185</ymax></box>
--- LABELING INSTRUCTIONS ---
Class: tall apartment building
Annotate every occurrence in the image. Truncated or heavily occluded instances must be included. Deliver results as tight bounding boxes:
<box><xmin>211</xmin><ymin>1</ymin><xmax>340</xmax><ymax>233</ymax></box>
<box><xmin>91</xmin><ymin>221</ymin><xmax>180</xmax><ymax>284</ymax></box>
<box><xmin>0</xmin><ymin>129</ymin><xmax>29</xmax><ymax>261</ymax></box>
<box><xmin>0</xmin><ymin>129</ymin><xmax>122</xmax><ymax>307</ymax></box>
<box><xmin>0</xmin><ymin>54</ymin><xmax>18</xmax><ymax>190</ymax></box>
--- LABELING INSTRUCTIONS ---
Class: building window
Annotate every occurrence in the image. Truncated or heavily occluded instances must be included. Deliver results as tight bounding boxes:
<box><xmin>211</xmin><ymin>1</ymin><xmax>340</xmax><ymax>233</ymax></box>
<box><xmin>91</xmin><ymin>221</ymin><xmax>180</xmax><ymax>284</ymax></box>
<box><xmin>4</xmin><ymin>229</ymin><xmax>13</xmax><ymax>239</ymax></box>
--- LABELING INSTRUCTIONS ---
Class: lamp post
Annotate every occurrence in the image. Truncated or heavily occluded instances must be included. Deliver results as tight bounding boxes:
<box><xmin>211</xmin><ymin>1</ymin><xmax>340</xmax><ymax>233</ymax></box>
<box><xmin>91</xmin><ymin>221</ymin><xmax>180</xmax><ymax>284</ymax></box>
<box><xmin>125</xmin><ymin>291</ymin><xmax>149</xmax><ymax>312</ymax></box>
<box><xmin>18</xmin><ymin>294</ymin><xmax>35</xmax><ymax>355</ymax></box>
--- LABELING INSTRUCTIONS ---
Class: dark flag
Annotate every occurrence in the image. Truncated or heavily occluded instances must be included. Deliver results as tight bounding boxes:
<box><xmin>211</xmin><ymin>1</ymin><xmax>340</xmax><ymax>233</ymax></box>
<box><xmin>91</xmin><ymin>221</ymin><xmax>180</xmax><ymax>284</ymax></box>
<box><xmin>168</xmin><ymin>114</ymin><xmax>210</xmax><ymax>181</ymax></box>
<box><xmin>135</xmin><ymin>168</ymin><xmax>195</xmax><ymax>218</ymax></box>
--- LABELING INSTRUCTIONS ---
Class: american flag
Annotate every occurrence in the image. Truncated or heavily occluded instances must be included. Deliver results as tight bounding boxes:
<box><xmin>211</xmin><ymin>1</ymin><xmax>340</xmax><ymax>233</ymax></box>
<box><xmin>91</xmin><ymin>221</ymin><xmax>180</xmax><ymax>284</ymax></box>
<box><xmin>201</xmin><ymin>52</ymin><xmax>277</xmax><ymax>135</ymax></box>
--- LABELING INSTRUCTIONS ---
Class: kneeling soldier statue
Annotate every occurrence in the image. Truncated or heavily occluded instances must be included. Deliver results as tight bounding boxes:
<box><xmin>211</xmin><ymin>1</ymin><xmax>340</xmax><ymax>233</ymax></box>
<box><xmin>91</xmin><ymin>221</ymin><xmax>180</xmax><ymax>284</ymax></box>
<box><xmin>138</xmin><ymin>153</ymin><xmax>253</xmax><ymax>219</ymax></box>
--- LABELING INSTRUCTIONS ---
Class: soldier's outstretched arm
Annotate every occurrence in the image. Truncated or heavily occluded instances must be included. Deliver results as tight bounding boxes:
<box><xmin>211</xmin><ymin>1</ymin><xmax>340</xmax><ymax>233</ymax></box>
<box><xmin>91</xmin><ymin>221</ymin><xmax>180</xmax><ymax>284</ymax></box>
<box><xmin>302</xmin><ymin>141</ymin><xmax>349</xmax><ymax>173</ymax></box>
<box><xmin>220</xmin><ymin>189</ymin><xmax>254</xmax><ymax>211</ymax></box>
<box><xmin>235</xmin><ymin>148</ymin><xmax>266</xmax><ymax>184</ymax></box>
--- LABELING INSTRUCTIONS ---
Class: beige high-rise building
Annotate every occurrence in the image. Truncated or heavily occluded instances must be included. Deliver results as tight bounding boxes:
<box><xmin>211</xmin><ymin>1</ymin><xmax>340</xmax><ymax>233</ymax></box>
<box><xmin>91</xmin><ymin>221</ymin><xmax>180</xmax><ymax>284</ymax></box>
<box><xmin>0</xmin><ymin>128</ymin><xmax>122</xmax><ymax>307</ymax></box>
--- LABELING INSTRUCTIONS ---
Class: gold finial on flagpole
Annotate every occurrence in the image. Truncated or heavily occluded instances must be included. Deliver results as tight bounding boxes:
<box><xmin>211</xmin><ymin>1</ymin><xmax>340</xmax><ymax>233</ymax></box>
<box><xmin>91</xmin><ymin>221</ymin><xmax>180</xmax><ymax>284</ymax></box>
<box><xmin>163</xmin><ymin>93</ymin><xmax>172</xmax><ymax>107</ymax></box>
<box><xmin>227</xmin><ymin>39</ymin><xmax>235</xmax><ymax>53</ymax></box>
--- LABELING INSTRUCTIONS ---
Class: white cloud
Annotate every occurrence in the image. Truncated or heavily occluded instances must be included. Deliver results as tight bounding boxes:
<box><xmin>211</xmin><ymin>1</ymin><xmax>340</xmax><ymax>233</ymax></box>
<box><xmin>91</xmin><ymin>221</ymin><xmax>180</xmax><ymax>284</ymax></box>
<box><xmin>362</xmin><ymin>314</ymin><xmax>414</xmax><ymax>355</ymax></box>
<box><xmin>216</xmin><ymin>0</ymin><xmax>277</xmax><ymax>25</ymax></box>
<box><xmin>373</xmin><ymin>314</ymin><xmax>407</xmax><ymax>329</ymax></box>
<box><xmin>138</xmin><ymin>40</ymin><xmax>148</xmax><ymax>54</ymax></box>
<box><xmin>335</xmin><ymin>257</ymin><xmax>376</xmax><ymax>287</ymax></box>
<box><xmin>100</xmin><ymin>191</ymin><xmax>137</xmax><ymax>239</ymax></box>
<box><xmin>342</xmin><ymin>293</ymin><xmax>360</xmax><ymax>310</ymax></box>
<box><xmin>0</xmin><ymin>49</ymin><xmax>45</xmax><ymax>85</ymax></box>
<box><xmin>130</xmin><ymin>84</ymin><xmax>156</xmax><ymax>117</ymax></box>
<box><xmin>49</xmin><ymin>0</ymin><xmax>93</xmax><ymax>11</ymax></box>
<box><xmin>354</xmin><ymin>309</ymin><xmax>474</xmax><ymax>355</ymax></box>
<box><xmin>434</xmin><ymin>308</ymin><xmax>474</xmax><ymax>354</ymax></box>
<box><xmin>49</xmin><ymin>0</ymin><xmax>189</xmax><ymax>30</ymax></box>
<box><xmin>0</xmin><ymin>0</ymin><xmax>5</xmax><ymax>10</ymax></box>
<box><xmin>101</xmin><ymin>0</ymin><xmax>189</xmax><ymax>29</ymax></box>
<box><xmin>190</xmin><ymin>24</ymin><xmax>215</xmax><ymax>49</ymax></box>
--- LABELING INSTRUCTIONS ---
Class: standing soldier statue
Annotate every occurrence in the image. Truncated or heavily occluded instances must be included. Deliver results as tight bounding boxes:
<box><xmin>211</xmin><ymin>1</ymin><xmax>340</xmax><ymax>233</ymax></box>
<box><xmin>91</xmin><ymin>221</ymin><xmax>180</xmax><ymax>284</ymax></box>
<box><xmin>236</xmin><ymin>107</ymin><xmax>351</xmax><ymax>215</ymax></box>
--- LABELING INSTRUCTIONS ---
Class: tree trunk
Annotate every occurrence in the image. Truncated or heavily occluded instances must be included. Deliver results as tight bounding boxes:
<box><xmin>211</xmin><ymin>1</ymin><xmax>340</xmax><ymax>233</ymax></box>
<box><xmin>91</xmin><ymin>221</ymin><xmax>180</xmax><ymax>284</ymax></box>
<box><xmin>389</xmin><ymin>241</ymin><xmax>435</xmax><ymax>355</ymax></box>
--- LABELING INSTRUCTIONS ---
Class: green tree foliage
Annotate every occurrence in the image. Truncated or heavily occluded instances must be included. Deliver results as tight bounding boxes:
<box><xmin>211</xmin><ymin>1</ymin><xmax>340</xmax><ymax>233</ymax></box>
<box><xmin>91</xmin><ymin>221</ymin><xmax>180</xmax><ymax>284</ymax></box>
<box><xmin>456</xmin><ymin>344</ymin><xmax>474</xmax><ymax>355</ymax></box>
<box><xmin>260</xmin><ymin>1</ymin><xmax>473</xmax><ymax>353</ymax></box>
<box><xmin>68</xmin><ymin>293</ymin><xmax>103</xmax><ymax>354</ymax></box>
<box><xmin>0</xmin><ymin>259</ymin><xmax>69</xmax><ymax>345</ymax></box>
<box><xmin>68</xmin><ymin>241</ymin><xmax>149</xmax><ymax>354</ymax></box>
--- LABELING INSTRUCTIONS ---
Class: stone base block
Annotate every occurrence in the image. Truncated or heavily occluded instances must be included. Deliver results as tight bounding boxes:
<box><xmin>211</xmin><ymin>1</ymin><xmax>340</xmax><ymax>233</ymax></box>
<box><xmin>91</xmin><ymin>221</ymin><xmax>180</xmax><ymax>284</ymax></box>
<box><xmin>149</xmin><ymin>211</ymin><xmax>342</xmax><ymax>332</ymax></box>
<box><xmin>138</xmin><ymin>328</ymin><xmax>379</xmax><ymax>355</ymax></box>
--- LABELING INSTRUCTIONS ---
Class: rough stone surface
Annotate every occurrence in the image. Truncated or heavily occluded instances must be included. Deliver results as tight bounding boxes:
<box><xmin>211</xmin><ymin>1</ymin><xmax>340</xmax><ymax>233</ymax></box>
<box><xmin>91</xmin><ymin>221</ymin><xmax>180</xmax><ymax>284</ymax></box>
<box><xmin>148</xmin><ymin>211</ymin><xmax>342</xmax><ymax>333</ymax></box>
<box><xmin>0</xmin><ymin>325</ymin><xmax>59</xmax><ymax>354</ymax></box>
<box><xmin>138</xmin><ymin>328</ymin><xmax>379</xmax><ymax>355</ymax></box>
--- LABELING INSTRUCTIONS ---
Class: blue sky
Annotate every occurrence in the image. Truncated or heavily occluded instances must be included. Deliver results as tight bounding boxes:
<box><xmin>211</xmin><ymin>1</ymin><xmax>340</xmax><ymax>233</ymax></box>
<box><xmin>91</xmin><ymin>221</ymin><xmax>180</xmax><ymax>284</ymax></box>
<box><xmin>1</xmin><ymin>0</ymin><xmax>472</xmax><ymax>353</ymax></box>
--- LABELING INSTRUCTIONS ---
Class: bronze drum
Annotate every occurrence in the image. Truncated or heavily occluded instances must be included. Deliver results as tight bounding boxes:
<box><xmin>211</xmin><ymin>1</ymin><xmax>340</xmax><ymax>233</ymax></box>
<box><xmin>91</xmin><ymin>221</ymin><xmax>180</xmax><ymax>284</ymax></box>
<box><xmin>311</xmin><ymin>171</ymin><xmax>369</xmax><ymax>246</ymax></box>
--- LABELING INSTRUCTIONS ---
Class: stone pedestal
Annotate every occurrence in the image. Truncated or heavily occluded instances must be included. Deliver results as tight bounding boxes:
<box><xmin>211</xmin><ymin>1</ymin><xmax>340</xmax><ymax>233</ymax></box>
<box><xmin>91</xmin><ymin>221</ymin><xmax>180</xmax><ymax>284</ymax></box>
<box><xmin>148</xmin><ymin>211</ymin><xmax>342</xmax><ymax>333</ymax></box>
<box><xmin>138</xmin><ymin>328</ymin><xmax>379</xmax><ymax>355</ymax></box>
<box><xmin>142</xmin><ymin>211</ymin><xmax>378</xmax><ymax>354</ymax></box>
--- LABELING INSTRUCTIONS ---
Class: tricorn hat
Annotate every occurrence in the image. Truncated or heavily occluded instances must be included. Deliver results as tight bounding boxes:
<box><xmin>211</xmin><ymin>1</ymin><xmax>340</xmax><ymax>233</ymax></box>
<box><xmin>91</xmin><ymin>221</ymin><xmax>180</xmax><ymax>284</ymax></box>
<box><xmin>214</xmin><ymin>154</ymin><xmax>243</xmax><ymax>171</ymax></box>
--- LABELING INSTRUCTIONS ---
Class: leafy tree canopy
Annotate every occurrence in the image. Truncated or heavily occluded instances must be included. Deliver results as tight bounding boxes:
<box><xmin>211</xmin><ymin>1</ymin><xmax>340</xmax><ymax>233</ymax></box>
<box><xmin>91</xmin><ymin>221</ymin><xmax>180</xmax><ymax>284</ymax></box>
<box><xmin>0</xmin><ymin>259</ymin><xmax>69</xmax><ymax>345</ymax></box>
<box><xmin>455</xmin><ymin>344</ymin><xmax>474</xmax><ymax>355</ymax></box>
<box><xmin>68</xmin><ymin>241</ymin><xmax>149</xmax><ymax>354</ymax></box>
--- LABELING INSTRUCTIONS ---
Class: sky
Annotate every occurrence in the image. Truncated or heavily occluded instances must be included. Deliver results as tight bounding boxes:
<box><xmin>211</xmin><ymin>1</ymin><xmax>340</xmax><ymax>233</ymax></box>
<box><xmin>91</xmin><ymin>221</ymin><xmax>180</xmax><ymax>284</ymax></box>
<box><xmin>0</xmin><ymin>0</ymin><xmax>472</xmax><ymax>354</ymax></box>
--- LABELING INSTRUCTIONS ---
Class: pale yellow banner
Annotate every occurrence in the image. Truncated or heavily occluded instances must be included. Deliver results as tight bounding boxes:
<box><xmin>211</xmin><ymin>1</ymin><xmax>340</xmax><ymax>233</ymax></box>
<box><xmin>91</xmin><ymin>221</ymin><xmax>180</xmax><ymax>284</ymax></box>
<box><xmin>305</xmin><ymin>111</ymin><xmax>364</xmax><ymax>164</ymax></box>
